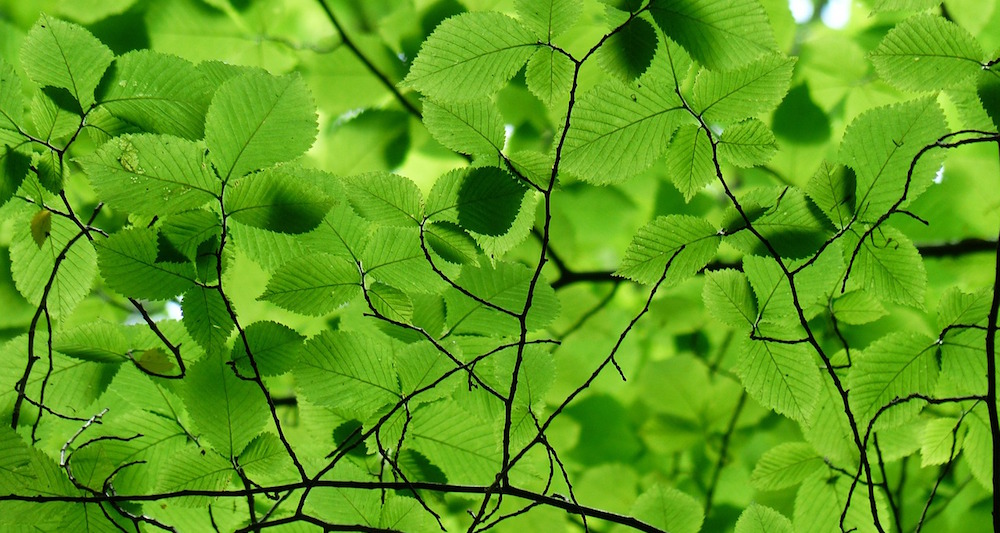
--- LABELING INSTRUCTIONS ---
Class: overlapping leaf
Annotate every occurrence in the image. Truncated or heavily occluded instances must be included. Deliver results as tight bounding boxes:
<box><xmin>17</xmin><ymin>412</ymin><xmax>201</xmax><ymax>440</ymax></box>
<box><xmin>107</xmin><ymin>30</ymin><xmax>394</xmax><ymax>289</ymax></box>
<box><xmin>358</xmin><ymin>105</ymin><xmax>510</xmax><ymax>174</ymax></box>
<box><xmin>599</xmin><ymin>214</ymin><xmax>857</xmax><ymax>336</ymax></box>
<box><xmin>96</xmin><ymin>227</ymin><xmax>197</xmax><ymax>300</ymax></box>
<box><xmin>515</xmin><ymin>0</ymin><xmax>581</xmax><ymax>41</ymax></box>
<box><xmin>224</xmin><ymin>166</ymin><xmax>333</xmax><ymax>233</ymax></box>
<box><xmin>260</xmin><ymin>253</ymin><xmax>360</xmax><ymax>316</ymax></box>
<box><xmin>845</xmin><ymin>226</ymin><xmax>926</xmax><ymax>308</ymax></box>
<box><xmin>20</xmin><ymin>15</ymin><xmax>112</xmax><ymax>108</ymax></box>
<box><xmin>649</xmin><ymin>0</ymin><xmax>777</xmax><ymax>71</ymax></box>
<box><xmin>849</xmin><ymin>332</ymin><xmax>939</xmax><ymax>430</ymax></box>
<box><xmin>423</xmin><ymin>98</ymin><xmax>505</xmax><ymax>159</ymax></box>
<box><xmin>692</xmin><ymin>54</ymin><xmax>795</xmax><ymax>122</ymax></box>
<box><xmin>342</xmin><ymin>172</ymin><xmax>423</xmax><ymax>227</ymax></box>
<box><xmin>718</xmin><ymin>119</ymin><xmax>778</xmax><ymax>167</ymax></box>
<box><xmin>444</xmin><ymin>260</ymin><xmax>560</xmax><ymax>335</ymax></box>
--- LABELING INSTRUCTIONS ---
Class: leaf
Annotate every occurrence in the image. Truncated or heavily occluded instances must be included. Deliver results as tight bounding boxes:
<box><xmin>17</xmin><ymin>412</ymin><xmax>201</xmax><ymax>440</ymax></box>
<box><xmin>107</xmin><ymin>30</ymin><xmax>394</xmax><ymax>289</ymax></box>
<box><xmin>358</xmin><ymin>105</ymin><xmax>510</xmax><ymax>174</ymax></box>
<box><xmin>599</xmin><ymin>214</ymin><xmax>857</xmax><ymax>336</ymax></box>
<box><xmin>846</xmin><ymin>226</ymin><xmax>927</xmax><ymax>308</ymax></box>
<box><xmin>831</xmin><ymin>290</ymin><xmax>888</xmax><ymax>325</ymax></box>
<box><xmin>980</xmin><ymin>68</ymin><xmax>1000</xmax><ymax>129</ymax></box>
<box><xmin>666</xmin><ymin>124</ymin><xmax>715</xmax><ymax>200</ymax></box>
<box><xmin>231</xmin><ymin>321</ymin><xmax>304</xmax><ymax>377</ymax></box>
<box><xmin>871</xmin><ymin>0</ymin><xmax>942</xmax><ymax>11</ymax></box>
<box><xmin>342</xmin><ymin>172</ymin><xmax>423</xmax><ymax>227</ymax></box>
<box><xmin>135</xmin><ymin>348</ymin><xmax>174</xmax><ymax>375</ymax></box>
<box><xmin>773</xmin><ymin>83</ymin><xmax>831</xmax><ymax>144</ymax></box>
<box><xmin>725</xmin><ymin>187</ymin><xmax>835</xmax><ymax>259</ymax></box>
<box><xmin>870</xmin><ymin>14</ymin><xmax>983</xmax><ymax>91</ymax></box>
<box><xmin>224</xmin><ymin>166</ymin><xmax>333</xmax><ymax>234</ymax></box>
<box><xmin>362</xmin><ymin>226</ymin><xmax>442</xmax><ymax>293</ymax></box>
<box><xmin>181</xmin><ymin>352</ymin><xmax>270</xmax><ymax>457</ymax></box>
<box><xmin>402</xmin><ymin>12</ymin><xmax>537</xmax><ymax>101</ymax></box>
<box><xmin>616</xmin><ymin>215</ymin><xmax>721</xmax><ymax>286</ymax></box>
<box><xmin>95</xmin><ymin>50</ymin><xmax>214</xmax><ymax>139</ymax></box>
<box><xmin>11</xmin><ymin>211</ymin><xmax>97</xmax><ymax>318</ymax></box>
<box><xmin>693</xmin><ymin>54</ymin><xmax>796</xmax><ymax>123</ymax></box>
<box><xmin>849</xmin><ymin>332</ymin><xmax>939</xmax><ymax>430</ymax></box>
<box><xmin>156</xmin><ymin>450</ymin><xmax>232</xmax><ymax>506</ymax></box>
<box><xmin>703</xmin><ymin>269</ymin><xmax>756</xmax><ymax>328</ymax></box>
<box><xmin>750</xmin><ymin>442</ymin><xmax>824</xmax><ymax>490</ymax></box>
<box><xmin>296</xmin><ymin>330</ymin><xmax>400</xmax><ymax>421</ymax></box>
<box><xmin>920</xmin><ymin>417</ymin><xmax>963</xmax><ymax>467</ymax></box>
<box><xmin>54</xmin><ymin>0</ymin><xmax>137</xmax><ymax>24</ymax></box>
<box><xmin>649</xmin><ymin>0</ymin><xmax>777</xmax><ymax>70</ymax></box>
<box><xmin>0</xmin><ymin>145</ymin><xmax>31</xmax><ymax>208</ymax></box>
<box><xmin>205</xmin><ymin>70</ymin><xmax>317</xmax><ymax>180</ymax></box>
<box><xmin>260</xmin><ymin>253</ymin><xmax>360</xmax><ymax>316</ymax></box>
<box><xmin>735</xmin><ymin>504</ymin><xmax>793</xmax><ymax>533</ymax></box>
<box><xmin>29</xmin><ymin>209</ymin><xmax>51</xmax><ymax>248</ymax></box>
<box><xmin>409</xmin><ymin>400</ymin><xmax>499</xmax><ymax>484</ymax></box>
<box><xmin>597</xmin><ymin>16</ymin><xmax>658</xmax><ymax>81</ymax></box>
<box><xmin>368</xmin><ymin>282</ymin><xmax>414</xmax><ymax>323</ymax></box>
<box><xmin>561</xmin><ymin>77</ymin><xmax>687</xmax><ymax>184</ymax></box>
<box><xmin>78</xmin><ymin>134</ymin><xmax>219</xmax><ymax>216</ymax></box>
<box><xmin>53</xmin><ymin>321</ymin><xmax>130</xmax><ymax>363</ymax></box>
<box><xmin>738</xmin><ymin>338</ymin><xmax>820</xmax><ymax>422</ymax></box>
<box><xmin>525</xmin><ymin>48</ymin><xmax>574</xmax><ymax>106</ymax></box>
<box><xmin>181</xmin><ymin>286</ymin><xmax>234</xmax><ymax>356</ymax></box>
<box><xmin>805</xmin><ymin>161</ymin><xmax>855</xmax><ymax>228</ymax></box>
<box><xmin>96</xmin><ymin>227</ymin><xmax>197</xmax><ymax>300</ymax></box>
<box><xmin>444</xmin><ymin>260</ymin><xmax>560</xmax><ymax>335</ymax></box>
<box><xmin>423</xmin><ymin>98</ymin><xmax>505</xmax><ymax>159</ymax></box>
<box><xmin>159</xmin><ymin>210</ymin><xmax>221</xmax><ymax>260</ymax></box>
<box><xmin>30</xmin><ymin>87</ymin><xmax>81</xmax><ymax>142</ymax></box>
<box><xmin>0</xmin><ymin>58</ymin><xmax>24</xmax><ymax>131</ymax></box>
<box><xmin>425</xmin><ymin>221</ymin><xmax>479</xmax><ymax>264</ymax></box>
<box><xmin>238</xmin><ymin>434</ymin><xmax>298</xmax><ymax>485</ymax></box>
<box><xmin>964</xmin><ymin>404</ymin><xmax>992</xmax><ymax>490</ymax></box>
<box><xmin>794</xmin><ymin>473</ymin><xmax>889</xmax><ymax>533</ymax></box>
<box><xmin>427</xmin><ymin>166</ymin><xmax>527</xmax><ymax>237</ymax></box>
<box><xmin>718</xmin><ymin>119</ymin><xmax>778</xmax><ymax>167</ymax></box>
<box><xmin>840</xmin><ymin>97</ymin><xmax>947</xmax><ymax>220</ymax></box>
<box><xmin>515</xmin><ymin>0</ymin><xmax>582</xmax><ymax>41</ymax></box>
<box><xmin>20</xmin><ymin>14</ymin><xmax>112</xmax><ymax>108</ymax></box>
<box><xmin>630</xmin><ymin>485</ymin><xmax>704</xmax><ymax>533</ymax></box>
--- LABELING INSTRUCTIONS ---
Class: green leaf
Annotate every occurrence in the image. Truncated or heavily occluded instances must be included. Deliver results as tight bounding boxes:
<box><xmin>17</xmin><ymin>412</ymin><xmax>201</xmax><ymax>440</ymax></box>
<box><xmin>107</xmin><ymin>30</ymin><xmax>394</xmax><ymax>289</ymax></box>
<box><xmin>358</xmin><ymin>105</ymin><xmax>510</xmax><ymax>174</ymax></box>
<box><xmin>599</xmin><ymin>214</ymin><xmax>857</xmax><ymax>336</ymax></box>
<box><xmin>964</xmin><ymin>404</ymin><xmax>992</xmax><ymax>491</ymax></box>
<box><xmin>831</xmin><ymin>290</ymin><xmax>888</xmax><ymax>325</ymax></box>
<box><xmin>597</xmin><ymin>15</ymin><xmax>658</xmax><ymax>81</ymax></box>
<box><xmin>29</xmin><ymin>209</ymin><xmax>50</xmax><ymax>248</ymax></box>
<box><xmin>159</xmin><ymin>210</ymin><xmax>221</xmax><ymax>261</ymax></box>
<box><xmin>693</xmin><ymin>54</ymin><xmax>795</xmax><ymax>123</ymax></box>
<box><xmin>296</xmin><ymin>330</ymin><xmax>400</xmax><ymax>420</ymax></box>
<box><xmin>362</xmin><ymin>226</ymin><xmax>442</xmax><ymax>293</ymax></box>
<box><xmin>260</xmin><ymin>253</ymin><xmax>360</xmax><ymax>316</ymax></box>
<box><xmin>871</xmin><ymin>0</ymin><xmax>942</xmax><ymax>11</ymax></box>
<box><xmin>525</xmin><ymin>48</ymin><xmax>574</xmax><ymax>106</ymax></box>
<box><xmin>238</xmin><ymin>434</ymin><xmax>298</xmax><ymax>485</ymax></box>
<box><xmin>78</xmin><ymin>134</ymin><xmax>219</xmax><ymax>216</ymax></box>
<box><xmin>20</xmin><ymin>14</ymin><xmax>112</xmax><ymax>108</ymax></box>
<box><xmin>750</xmin><ymin>442</ymin><xmax>824</xmax><ymax>490</ymax></box>
<box><xmin>96</xmin><ymin>227</ymin><xmax>197</xmax><ymax>300</ymax></box>
<box><xmin>735</xmin><ymin>504</ymin><xmax>793</xmax><ymax>533</ymax></box>
<box><xmin>396</xmin><ymin>342</ymin><xmax>458</xmax><ymax>404</ymax></box>
<box><xmin>423</xmin><ymin>98</ymin><xmax>506</xmax><ymax>159</ymax></box>
<box><xmin>410</xmin><ymin>400</ymin><xmax>499</xmax><ymax>484</ymax></box>
<box><xmin>95</xmin><ymin>50</ymin><xmax>213</xmax><ymax>139</ymax></box>
<box><xmin>773</xmin><ymin>83</ymin><xmax>831</xmax><ymax>144</ymax></box>
<box><xmin>616</xmin><ymin>215</ymin><xmax>721</xmax><ymax>286</ymax></box>
<box><xmin>444</xmin><ymin>260</ymin><xmax>560</xmax><ymax>335</ymax></box>
<box><xmin>703</xmin><ymin>269</ymin><xmax>756</xmax><ymax>328</ymax></box>
<box><xmin>224</xmin><ymin>166</ymin><xmax>333</xmax><ymax>234</ymax></box>
<box><xmin>979</xmin><ymin>68</ymin><xmax>1000</xmax><ymax>129</ymax></box>
<box><xmin>0</xmin><ymin>58</ymin><xmax>24</xmax><ymax>131</ymax></box>
<box><xmin>725</xmin><ymin>187</ymin><xmax>834</xmax><ymax>259</ymax></box>
<box><xmin>650</xmin><ymin>0</ymin><xmax>777</xmax><ymax>70</ymax></box>
<box><xmin>181</xmin><ymin>353</ymin><xmax>270</xmax><ymax>457</ymax></box>
<box><xmin>181</xmin><ymin>286</ymin><xmax>234</xmax><ymax>355</ymax></box>
<box><xmin>427</xmin><ymin>166</ymin><xmax>527</xmax><ymax>237</ymax></box>
<box><xmin>515</xmin><ymin>0</ymin><xmax>582</xmax><ymax>40</ymax></box>
<box><xmin>805</xmin><ymin>161</ymin><xmax>854</xmax><ymax>228</ymax></box>
<box><xmin>10</xmin><ymin>211</ymin><xmax>97</xmax><ymax>318</ymax></box>
<box><xmin>402</xmin><ymin>12</ymin><xmax>537</xmax><ymax>101</ymax></box>
<box><xmin>794</xmin><ymin>473</ymin><xmax>889</xmax><ymax>533</ymax></box>
<box><xmin>870</xmin><ymin>14</ymin><xmax>982</xmax><ymax>91</ymax></box>
<box><xmin>666</xmin><ymin>124</ymin><xmax>715</xmax><ymax>200</ymax></box>
<box><xmin>738</xmin><ymin>338</ymin><xmax>820</xmax><ymax>422</ymax></box>
<box><xmin>425</xmin><ymin>221</ymin><xmax>479</xmax><ymax>265</ymax></box>
<box><xmin>30</xmin><ymin>87</ymin><xmax>81</xmax><ymax>142</ymax></box>
<box><xmin>920</xmin><ymin>417</ymin><xmax>963</xmax><ymax>467</ymax></box>
<box><xmin>342</xmin><ymin>172</ymin><xmax>423</xmax><ymax>227</ymax></box>
<box><xmin>53</xmin><ymin>321</ymin><xmax>130</xmax><ymax>363</ymax></box>
<box><xmin>205</xmin><ymin>70</ymin><xmax>317</xmax><ymax>180</ymax></box>
<box><xmin>562</xmin><ymin>77</ymin><xmax>687</xmax><ymax>184</ymax></box>
<box><xmin>840</xmin><ymin>97</ymin><xmax>947</xmax><ymax>220</ymax></box>
<box><xmin>846</xmin><ymin>226</ymin><xmax>926</xmax><ymax>308</ymax></box>
<box><xmin>849</xmin><ymin>332</ymin><xmax>939</xmax><ymax>430</ymax></box>
<box><xmin>231</xmin><ymin>321</ymin><xmax>304</xmax><ymax>377</ymax></box>
<box><xmin>368</xmin><ymin>282</ymin><xmax>414</xmax><ymax>323</ymax></box>
<box><xmin>0</xmin><ymin>144</ymin><xmax>30</xmax><ymax>207</ymax></box>
<box><xmin>156</xmin><ymin>450</ymin><xmax>233</xmax><ymax>506</ymax></box>
<box><xmin>718</xmin><ymin>119</ymin><xmax>777</xmax><ymax>167</ymax></box>
<box><xmin>630</xmin><ymin>485</ymin><xmax>704</xmax><ymax>533</ymax></box>
<box><xmin>54</xmin><ymin>0</ymin><xmax>137</xmax><ymax>25</ymax></box>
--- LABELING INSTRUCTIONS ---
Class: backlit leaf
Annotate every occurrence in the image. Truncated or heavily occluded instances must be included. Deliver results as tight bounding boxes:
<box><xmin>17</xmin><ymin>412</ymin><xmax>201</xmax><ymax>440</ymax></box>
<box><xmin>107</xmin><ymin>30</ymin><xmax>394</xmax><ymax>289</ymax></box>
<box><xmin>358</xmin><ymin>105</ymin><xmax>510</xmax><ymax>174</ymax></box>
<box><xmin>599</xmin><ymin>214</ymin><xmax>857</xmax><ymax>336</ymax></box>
<box><xmin>870</xmin><ymin>14</ymin><xmax>982</xmax><ymax>91</ymax></box>
<box><xmin>423</xmin><ymin>98</ymin><xmax>506</xmax><ymax>159</ymax></box>
<box><xmin>849</xmin><ymin>332</ymin><xmax>938</xmax><ymax>430</ymax></box>
<box><xmin>650</xmin><ymin>0</ymin><xmax>777</xmax><ymax>70</ymax></box>
<box><xmin>738</xmin><ymin>338</ymin><xmax>819</xmax><ymax>422</ymax></box>
<box><xmin>20</xmin><ymin>14</ymin><xmax>112</xmax><ymax>108</ymax></box>
<box><xmin>617</xmin><ymin>215</ymin><xmax>721</xmax><ymax>285</ymax></box>
<box><xmin>693</xmin><ymin>54</ymin><xmax>795</xmax><ymax>122</ymax></box>
<box><xmin>260</xmin><ymin>253</ymin><xmax>360</xmax><ymax>316</ymax></box>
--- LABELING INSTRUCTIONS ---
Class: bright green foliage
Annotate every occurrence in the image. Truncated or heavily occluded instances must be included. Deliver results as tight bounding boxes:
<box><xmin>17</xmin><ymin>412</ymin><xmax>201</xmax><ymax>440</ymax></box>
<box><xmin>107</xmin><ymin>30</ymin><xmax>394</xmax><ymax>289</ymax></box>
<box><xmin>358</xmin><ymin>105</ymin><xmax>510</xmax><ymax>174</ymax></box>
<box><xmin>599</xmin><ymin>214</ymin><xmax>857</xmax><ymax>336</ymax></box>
<box><xmin>870</xmin><ymin>14</ymin><xmax>983</xmax><ymax>91</ymax></box>
<box><xmin>1</xmin><ymin>3</ymin><xmax>999</xmax><ymax>533</ymax></box>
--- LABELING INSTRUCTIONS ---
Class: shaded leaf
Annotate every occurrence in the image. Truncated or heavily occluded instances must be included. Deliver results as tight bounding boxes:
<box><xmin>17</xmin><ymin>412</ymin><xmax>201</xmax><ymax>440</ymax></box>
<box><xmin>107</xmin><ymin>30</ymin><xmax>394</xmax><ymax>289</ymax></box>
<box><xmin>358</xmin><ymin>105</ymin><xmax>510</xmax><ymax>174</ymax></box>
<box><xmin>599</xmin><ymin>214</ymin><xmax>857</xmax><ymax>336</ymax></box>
<box><xmin>650</xmin><ymin>0</ymin><xmax>777</xmax><ymax>70</ymax></box>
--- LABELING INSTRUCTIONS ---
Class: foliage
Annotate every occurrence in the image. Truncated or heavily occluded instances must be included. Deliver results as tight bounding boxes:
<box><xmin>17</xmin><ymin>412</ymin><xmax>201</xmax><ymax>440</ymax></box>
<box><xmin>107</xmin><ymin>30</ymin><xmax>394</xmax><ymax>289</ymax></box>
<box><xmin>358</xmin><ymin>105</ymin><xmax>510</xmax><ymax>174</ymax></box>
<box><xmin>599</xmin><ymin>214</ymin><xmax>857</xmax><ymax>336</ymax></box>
<box><xmin>0</xmin><ymin>0</ymin><xmax>999</xmax><ymax>532</ymax></box>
